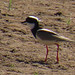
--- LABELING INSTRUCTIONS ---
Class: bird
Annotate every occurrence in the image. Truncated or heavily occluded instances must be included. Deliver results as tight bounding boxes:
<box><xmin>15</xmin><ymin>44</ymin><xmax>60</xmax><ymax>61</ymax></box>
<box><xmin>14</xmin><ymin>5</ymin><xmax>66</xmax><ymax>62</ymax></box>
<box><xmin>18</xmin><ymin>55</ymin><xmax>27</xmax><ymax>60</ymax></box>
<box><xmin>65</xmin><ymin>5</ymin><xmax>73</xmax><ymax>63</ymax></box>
<box><xmin>21</xmin><ymin>16</ymin><xmax>75</xmax><ymax>63</ymax></box>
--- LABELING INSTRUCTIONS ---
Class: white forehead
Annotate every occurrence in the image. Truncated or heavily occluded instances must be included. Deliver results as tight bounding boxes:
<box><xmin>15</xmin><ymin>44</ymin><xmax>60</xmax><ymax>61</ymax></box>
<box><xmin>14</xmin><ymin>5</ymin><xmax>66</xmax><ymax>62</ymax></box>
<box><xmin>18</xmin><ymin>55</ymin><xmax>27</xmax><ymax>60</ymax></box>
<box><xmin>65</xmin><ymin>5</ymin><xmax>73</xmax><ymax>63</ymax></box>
<box><xmin>29</xmin><ymin>16</ymin><xmax>39</xmax><ymax>20</ymax></box>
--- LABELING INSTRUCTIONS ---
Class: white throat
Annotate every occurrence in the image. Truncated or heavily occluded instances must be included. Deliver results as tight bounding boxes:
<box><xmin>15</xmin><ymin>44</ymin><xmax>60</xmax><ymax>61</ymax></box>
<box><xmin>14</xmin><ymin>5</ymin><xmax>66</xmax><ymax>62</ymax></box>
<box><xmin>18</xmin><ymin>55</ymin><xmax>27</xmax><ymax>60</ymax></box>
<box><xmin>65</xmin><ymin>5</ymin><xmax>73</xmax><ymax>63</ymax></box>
<box><xmin>27</xmin><ymin>23</ymin><xmax>35</xmax><ymax>29</ymax></box>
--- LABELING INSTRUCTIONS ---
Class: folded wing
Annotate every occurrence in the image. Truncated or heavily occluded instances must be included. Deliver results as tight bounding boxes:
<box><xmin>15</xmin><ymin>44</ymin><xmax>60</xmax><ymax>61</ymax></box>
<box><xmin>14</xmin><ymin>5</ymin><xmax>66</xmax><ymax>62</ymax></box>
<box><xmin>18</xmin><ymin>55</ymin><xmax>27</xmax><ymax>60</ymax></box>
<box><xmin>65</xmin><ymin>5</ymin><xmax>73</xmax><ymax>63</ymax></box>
<box><xmin>36</xmin><ymin>29</ymin><xmax>74</xmax><ymax>42</ymax></box>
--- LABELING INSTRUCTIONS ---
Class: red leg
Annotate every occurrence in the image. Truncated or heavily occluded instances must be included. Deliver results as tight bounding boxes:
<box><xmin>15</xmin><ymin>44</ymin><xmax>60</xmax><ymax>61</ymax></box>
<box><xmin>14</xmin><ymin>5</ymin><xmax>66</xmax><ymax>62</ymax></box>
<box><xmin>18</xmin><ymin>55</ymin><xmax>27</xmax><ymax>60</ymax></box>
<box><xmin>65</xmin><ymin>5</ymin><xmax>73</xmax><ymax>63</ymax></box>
<box><xmin>55</xmin><ymin>43</ymin><xmax>59</xmax><ymax>63</ymax></box>
<box><xmin>45</xmin><ymin>45</ymin><xmax>48</xmax><ymax>62</ymax></box>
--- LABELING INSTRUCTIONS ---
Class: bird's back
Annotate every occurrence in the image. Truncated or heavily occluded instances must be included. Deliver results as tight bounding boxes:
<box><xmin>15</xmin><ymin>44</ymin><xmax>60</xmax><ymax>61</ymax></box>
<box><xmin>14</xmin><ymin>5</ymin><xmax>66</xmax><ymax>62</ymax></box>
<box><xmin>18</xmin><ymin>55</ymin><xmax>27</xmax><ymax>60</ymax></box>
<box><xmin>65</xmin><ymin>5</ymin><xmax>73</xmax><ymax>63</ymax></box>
<box><xmin>36</xmin><ymin>29</ymin><xmax>75</xmax><ymax>44</ymax></box>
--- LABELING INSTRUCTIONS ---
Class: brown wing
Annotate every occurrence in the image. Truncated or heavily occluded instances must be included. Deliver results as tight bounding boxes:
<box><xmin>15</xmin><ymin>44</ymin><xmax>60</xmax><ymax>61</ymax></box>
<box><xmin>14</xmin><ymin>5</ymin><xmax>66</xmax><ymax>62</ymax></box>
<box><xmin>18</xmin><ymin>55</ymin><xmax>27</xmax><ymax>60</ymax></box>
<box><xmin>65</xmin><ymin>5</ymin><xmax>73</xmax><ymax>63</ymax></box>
<box><xmin>36</xmin><ymin>29</ymin><xmax>73</xmax><ymax>42</ymax></box>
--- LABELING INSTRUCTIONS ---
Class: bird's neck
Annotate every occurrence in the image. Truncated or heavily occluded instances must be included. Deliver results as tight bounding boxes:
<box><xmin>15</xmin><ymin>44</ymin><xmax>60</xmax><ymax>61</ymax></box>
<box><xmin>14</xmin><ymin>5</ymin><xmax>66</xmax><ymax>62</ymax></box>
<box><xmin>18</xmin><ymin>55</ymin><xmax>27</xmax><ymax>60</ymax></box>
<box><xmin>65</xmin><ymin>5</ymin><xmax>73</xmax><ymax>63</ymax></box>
<box><xmin>31</xmin><ymin>23</ymin><xmax>42</xmax><ymax>38</ymax></box>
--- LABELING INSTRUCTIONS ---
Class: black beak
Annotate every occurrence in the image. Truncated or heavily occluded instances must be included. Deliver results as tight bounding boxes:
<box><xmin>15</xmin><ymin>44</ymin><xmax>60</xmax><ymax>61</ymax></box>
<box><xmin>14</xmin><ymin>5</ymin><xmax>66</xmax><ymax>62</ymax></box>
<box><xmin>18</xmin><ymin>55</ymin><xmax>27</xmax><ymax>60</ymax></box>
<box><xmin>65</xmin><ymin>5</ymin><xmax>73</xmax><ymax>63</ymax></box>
<box><xmin>21</xmin><ymin>21</ymin><xmax>27</xmax><ymax>24</ymax></box>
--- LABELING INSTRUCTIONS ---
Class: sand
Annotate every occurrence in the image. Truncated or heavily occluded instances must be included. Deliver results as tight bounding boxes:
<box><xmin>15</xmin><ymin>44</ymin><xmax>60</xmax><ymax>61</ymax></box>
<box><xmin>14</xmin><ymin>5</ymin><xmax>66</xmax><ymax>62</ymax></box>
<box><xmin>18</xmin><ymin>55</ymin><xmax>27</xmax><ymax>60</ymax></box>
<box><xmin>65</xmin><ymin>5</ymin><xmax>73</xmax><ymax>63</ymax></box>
<box><xmin>0</xmin><ymin>0</ymin><xmax>75</xmax><ymax>75</ymax></box>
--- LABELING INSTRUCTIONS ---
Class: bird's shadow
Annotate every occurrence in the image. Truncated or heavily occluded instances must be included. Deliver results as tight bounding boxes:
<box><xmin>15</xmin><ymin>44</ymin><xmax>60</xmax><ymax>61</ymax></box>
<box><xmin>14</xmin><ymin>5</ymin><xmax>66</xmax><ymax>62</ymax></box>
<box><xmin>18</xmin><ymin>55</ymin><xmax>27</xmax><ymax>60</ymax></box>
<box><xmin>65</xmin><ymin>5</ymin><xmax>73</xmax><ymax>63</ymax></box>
<box><xmin>24</xmin><ymin>60</ymin><xmax>67</xmax><ymax>70</ymax></box>
<box><xmin>16</xmin><ymin>58</ymin><xmax>67</xmax><ymax>70</ymax></box>
<box><xmin>24</xmin><ymin>59</ymin><xmax>58</xmax><ymax>66</ymax></box>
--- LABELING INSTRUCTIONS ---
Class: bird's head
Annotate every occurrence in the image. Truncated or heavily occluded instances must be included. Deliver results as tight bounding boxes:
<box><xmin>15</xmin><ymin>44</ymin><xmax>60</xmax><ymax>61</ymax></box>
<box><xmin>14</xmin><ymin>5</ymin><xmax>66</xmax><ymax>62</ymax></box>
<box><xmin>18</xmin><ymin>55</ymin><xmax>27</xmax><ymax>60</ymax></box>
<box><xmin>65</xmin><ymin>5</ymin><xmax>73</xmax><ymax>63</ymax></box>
<box><xmin>21</xmin><ymin>16</ymin><xmax>41</xmax><ymax>29</ymax></box>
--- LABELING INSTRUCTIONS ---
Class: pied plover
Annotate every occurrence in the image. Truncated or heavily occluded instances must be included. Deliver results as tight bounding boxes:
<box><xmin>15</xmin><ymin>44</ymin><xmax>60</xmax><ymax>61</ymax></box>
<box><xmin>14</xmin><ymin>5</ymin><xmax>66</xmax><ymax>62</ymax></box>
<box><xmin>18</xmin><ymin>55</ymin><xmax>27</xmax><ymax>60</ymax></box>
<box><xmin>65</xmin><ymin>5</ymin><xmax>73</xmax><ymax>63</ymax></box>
<box><xmin>21</xmin><ymin>16</ymin><xmax>75</xmax><ymax>63</ymax></box>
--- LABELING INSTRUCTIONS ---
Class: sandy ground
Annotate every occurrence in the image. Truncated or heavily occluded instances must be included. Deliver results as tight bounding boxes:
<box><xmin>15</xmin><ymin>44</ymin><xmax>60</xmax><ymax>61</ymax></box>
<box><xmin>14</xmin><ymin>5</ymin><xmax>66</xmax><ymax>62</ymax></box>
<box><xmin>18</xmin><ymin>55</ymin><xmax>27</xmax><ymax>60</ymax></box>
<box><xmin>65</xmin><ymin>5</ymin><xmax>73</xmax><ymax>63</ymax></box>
<box><xmin>0</xmin><ymin>0</ymin><xmax>75</xmax><ymax>75</ymax></box>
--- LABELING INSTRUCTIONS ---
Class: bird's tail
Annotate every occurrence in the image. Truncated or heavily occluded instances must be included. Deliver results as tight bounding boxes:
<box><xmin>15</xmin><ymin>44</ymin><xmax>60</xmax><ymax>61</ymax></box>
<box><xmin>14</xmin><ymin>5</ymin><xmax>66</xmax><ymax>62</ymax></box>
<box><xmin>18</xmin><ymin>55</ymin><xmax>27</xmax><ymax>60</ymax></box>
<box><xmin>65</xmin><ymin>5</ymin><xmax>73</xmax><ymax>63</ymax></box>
<box><xmin>58</xmin><ymin>35</ymin><xmax>75</xmax><ymax>43</ymax></box>
<box><xmin>63</xmin><ymin>37</ymin><xmax>75</xmax><ymax>43</ymax></box>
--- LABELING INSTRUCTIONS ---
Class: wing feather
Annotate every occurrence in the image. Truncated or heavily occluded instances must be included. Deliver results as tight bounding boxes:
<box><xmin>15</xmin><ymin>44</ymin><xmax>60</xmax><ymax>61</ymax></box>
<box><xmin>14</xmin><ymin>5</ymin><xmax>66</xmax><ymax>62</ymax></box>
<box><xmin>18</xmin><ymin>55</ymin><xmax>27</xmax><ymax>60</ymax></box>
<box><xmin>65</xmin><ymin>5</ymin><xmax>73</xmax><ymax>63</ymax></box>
<box><xmin>36</xmin><ymin>29</ymin><xmax>74</xmax><ymax>42</ymax></box>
